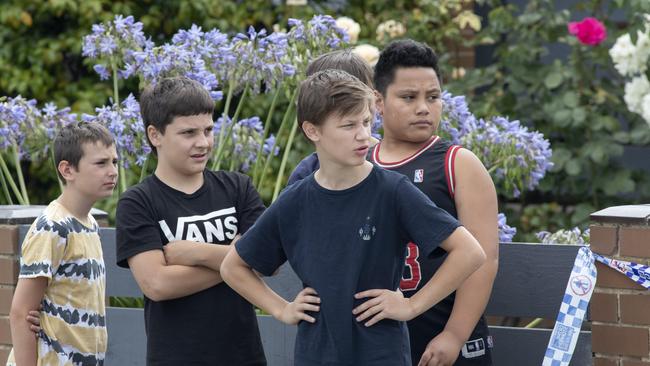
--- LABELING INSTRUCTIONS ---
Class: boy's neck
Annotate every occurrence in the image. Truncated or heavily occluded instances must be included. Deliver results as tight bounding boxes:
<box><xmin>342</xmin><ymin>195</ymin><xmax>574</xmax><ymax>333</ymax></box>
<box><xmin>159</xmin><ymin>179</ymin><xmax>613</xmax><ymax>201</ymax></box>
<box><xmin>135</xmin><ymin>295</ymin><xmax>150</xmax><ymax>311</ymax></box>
<box><xmin>314</xmin><ymin>160</ymin><xmax>373</xmax><ymax>191</ymax></box>
<box><xmin>377</xmin><ymin>135</ymin><xmax>435</xmax><ymax>162</ymax></box>
<box><xmin>57</xmin><ymin>189</ymin><xmax>94</xmax><ymax>222</ymax></box>
<box><xmin>154</xmin><ymin>165</ymin><xmax>205</xmax><ymax>194</ymax></box>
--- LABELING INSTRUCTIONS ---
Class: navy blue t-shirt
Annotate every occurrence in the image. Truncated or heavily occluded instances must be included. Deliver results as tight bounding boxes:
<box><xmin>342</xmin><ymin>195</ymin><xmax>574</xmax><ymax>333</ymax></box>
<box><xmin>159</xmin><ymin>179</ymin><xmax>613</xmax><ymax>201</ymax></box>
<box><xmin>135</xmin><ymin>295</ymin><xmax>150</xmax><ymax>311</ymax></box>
<box><xmin>236</xmin><ymin>166</ymin><xmax>461</xmax><ymax>366</ymax></box>
<box><xmin>287</xmin><ymin>152</ymin><xmax>319</xmax><ymax>186</ymax></box>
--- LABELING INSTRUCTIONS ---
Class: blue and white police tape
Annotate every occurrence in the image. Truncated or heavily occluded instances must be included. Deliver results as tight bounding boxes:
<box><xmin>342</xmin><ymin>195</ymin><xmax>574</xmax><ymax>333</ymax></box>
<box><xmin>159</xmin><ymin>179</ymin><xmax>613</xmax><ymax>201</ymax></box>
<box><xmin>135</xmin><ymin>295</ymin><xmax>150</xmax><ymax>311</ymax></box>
<box><xmin>542</xmin><ymin>247</ymin><xmax>650</xmax><ymax>365</ymax></box>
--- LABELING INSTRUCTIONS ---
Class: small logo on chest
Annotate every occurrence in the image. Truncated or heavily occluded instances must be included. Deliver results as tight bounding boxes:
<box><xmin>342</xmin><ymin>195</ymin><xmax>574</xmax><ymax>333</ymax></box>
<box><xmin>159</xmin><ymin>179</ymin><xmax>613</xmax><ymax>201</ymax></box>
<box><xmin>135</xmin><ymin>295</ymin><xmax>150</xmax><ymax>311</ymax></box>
<box><xmin>414</xmin><ymin>169</ymin><xmax>424</xmax><ymax>183</ymax></box>
<box><xmin>359</xmin><ymin>216</ymin><xmax>376</xmax><ymax>241</ymax></box>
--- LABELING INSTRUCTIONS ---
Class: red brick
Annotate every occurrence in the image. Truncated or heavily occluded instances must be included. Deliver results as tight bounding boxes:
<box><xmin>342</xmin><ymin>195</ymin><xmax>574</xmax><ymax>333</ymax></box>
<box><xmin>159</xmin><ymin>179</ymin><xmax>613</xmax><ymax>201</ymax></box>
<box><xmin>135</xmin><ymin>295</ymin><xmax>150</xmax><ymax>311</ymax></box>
<box><xmin>591</xmin><ymin>292</ymin><xmax>618</xmax><ymax>323</ymax></box>
<box><xmin>0</xmin><ymin>287</ymin><xmax>13</xmax><ymax>315</ymax></box>
<box><xmin>591</xmin><ymin>225</ymin><xmax>618</xmax><ymax>256</ymax></box>
<box><xmin>0</xmin><ymin>258</ymin><xmax>18</xmax><ymax>286</ymax></box>
<box><xmin>620</xmin><ymin>227</ymin><xmax>650</xmax><ymax>258</ymax></box>
<box><xmin>592</xmin><ymin>324</ymin><xmax>649</xmax><ymax>357</ymax></box>
<box><xmin>0</xmin><ymin>317</ymin><xmax>10</xmax><ymax>344</ymax></box>
<box><xmin>0</xmin><ymin>226</ymin><xmax>18</xmax><ymax>255</ymax></box>
<box><xmin>0</xmin><ymin>347</ymin><xmax>9</xmax><ymax>365</ymax></box>
<box><xmin>594</xmin><ymin>358</ymin><xmax>619</xmax><ymax>366</ymax></box>
<box><xmin>596</xmin><ymin>262</ymin><xmax>646</xmax><ymax>290</ymax></box>
<box><xmin>621</xmin><ymin>294</ymin><xmax>650</xmax><ymax>325</ymax></box>
<box><xmin>623</xmin><ymin>361</ymin><xmax>650</xmax><ymax>366</ymax></box>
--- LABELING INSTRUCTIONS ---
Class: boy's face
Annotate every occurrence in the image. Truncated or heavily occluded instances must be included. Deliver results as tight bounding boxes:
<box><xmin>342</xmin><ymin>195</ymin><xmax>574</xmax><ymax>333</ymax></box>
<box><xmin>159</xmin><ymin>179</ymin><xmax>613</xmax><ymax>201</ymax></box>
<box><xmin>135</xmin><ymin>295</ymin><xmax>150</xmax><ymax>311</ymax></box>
<box><xmin>68</xmin><ymin>141</ymin><xmax>118</xmax><ymax>200</ymax></box>
<box><xmin>309</xmin><ymin>106</ymin><xmax>372</xmax><ymax>168</ymax></box>
<box><xmin>377</xmin><ymin>67</ymin><xmax>442</xmax><ymax>144</ymax></box>
<box><xmin>150</xmin><ymin>113</ymin><xmax>214</xmax><ymax>177</ymax></box>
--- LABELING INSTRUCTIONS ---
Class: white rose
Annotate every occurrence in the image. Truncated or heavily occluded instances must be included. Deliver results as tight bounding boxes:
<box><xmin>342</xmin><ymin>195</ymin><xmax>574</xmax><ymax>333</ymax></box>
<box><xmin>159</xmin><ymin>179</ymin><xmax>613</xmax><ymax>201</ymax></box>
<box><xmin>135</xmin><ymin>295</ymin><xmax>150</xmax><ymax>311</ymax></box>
<box><xmin>376</xmin><ymin>20</ymin><xmax>406</xmax><ymax>43</ymax></box>
<box><xmin>610</xmin><ymin>32</ymin><xmax>650</xmax><ymax>76</ymax></box>
<box><xmin>624</xmin><ymin>75</ymin><xmax>650</xmax><ymax>114</ymax></box>
<box><xmin>640</xmin><ymin>94</ymin><xmax>650</xmax><ymax>127</ymax></box>
<box><xmin>353</xmin><ymin>44</ymin><xmax>380</xmax><ymax>66</ymax></box>
<box><xmin>336</xmin><ymin>17</ymin><xmax>361</xmax><ymax>44</ymax></box>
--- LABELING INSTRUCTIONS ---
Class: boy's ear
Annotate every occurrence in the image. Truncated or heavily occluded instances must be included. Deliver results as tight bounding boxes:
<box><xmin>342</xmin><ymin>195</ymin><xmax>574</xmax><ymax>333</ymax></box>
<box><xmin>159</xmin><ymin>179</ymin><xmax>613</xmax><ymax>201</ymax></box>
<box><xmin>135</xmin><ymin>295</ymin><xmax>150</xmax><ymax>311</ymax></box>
<box><xmin>58</xmin><ymin>160</ymin><xmax>75</xmax><ymax>183</ymax></box>
<box><xmin>302</xmin><ymin>121</ymin><xmax>320</xmax><ymax>143</ymax></box>
<box><xmin>374</xmin><ymin>90</ymin><xmax>384</xmax><ymax>116</ymax></box>
<box><xmin>147</xmin><ymin>125</ymin><xmax>162</xmax><ymax>147</ymax></box>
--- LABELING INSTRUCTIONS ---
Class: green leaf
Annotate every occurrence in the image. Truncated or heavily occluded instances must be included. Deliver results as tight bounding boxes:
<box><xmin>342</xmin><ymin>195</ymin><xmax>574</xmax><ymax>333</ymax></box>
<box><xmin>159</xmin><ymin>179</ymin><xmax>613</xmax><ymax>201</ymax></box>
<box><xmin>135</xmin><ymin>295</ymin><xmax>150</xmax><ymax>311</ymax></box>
<box><xmin>565</xmin><ymin>160</ymin><xmax>582</xmax><ymax>176</ymax></box>
<box><xmin>562</xmin><ymin>92</ymin><xmax>579</xmax><ymax>108</ymax></box>
<box><xmin>572</xmin><ymin>108</ymin><xmax>587</xmax><ymax>125</ymax></box>
<box><xmin>544</xmin><ymin>72</ymin><xmax>563</xmax><ymax>89</ymax></box>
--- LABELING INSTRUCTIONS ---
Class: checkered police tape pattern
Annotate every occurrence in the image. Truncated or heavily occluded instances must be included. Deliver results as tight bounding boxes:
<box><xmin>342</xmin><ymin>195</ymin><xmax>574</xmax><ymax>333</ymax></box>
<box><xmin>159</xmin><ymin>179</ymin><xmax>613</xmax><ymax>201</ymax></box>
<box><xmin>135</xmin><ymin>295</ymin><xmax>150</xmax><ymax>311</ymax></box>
<box><xmin>593</xmin><ymin>253</ymin><xmax>650</xmax><ymax>290</ymax></box>
<box><xmin>543</xmin><ymin>247</ymin><xmax>596</xmax><ymax>366</ymax></box>
<box><xmin>543</xmin><ymin>248</ymin><xmax>650</xmax><ymax>365</ymax></box>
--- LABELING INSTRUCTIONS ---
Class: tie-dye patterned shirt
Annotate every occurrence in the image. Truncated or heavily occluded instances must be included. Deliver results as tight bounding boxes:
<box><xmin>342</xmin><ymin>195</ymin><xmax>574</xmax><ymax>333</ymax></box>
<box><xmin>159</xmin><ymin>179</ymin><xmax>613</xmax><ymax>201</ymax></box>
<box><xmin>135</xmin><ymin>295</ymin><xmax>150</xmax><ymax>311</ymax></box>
<box><xmin>7</xmin><ymin>200</ymin><xmax>106</xmax><ymax>366</ymax></box>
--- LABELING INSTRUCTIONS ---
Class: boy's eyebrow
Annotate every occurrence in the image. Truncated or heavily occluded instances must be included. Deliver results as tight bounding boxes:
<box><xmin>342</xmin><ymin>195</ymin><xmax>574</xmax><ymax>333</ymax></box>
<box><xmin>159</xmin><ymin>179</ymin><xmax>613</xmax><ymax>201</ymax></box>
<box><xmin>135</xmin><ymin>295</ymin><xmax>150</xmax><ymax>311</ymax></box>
<box><xmin>397</xmin><ymin>87</ymin><xmax>442</xmax><ymax>93</ymax></box>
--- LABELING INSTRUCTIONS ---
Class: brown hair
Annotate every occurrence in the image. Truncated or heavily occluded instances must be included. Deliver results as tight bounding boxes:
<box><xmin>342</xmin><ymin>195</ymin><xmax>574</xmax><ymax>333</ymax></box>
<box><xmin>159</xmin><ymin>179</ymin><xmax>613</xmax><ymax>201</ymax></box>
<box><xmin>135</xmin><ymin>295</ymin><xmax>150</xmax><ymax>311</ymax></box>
<box><xmin>54</xmin><ymin>122</ymin><xmax>115</xmax><ymax>183</ymax></box>
<box><xmin>297</xmin><ymin>69</ymin><xmax>374</xmax><ymax>136</ymax></box>
<box><xmin>139</xmin><ymin>76</ymin><xmax>214</xmax><ymax>155</ymax></box>
<box><xmin>306</xmin><ymin>49</ymin><xmax>374</xmax><ymax>88</ymax></box>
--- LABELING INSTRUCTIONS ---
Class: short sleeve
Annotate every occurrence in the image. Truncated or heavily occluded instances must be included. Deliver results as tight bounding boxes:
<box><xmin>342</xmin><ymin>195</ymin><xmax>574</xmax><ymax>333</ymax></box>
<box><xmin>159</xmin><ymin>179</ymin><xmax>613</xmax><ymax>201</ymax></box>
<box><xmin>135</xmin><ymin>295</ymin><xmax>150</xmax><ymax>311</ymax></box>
<box><xmin>235</xmin><ymin>200</ymin><xmax>287</xmax><ymax>276</ymax></box>
<box><xmin>236</xmin><ymin>173</ymin><xmax>266</xmax><ymax>234</ymax></box>
<box><xmin>115</xmin><ymin>190</ymin><xmax>163</xmax><ymax>268</ymax></box>
<box><xmin>287</xmin><ymin>153</ymin><xmax>319</xmax><ymax>186</ymax></box>
<box><xmin>396</xmin><ymin>177</ymin><xmax>461</xmax><ymax>257</ymax></box>
<box><xmin>19</xmin><ymin>215</ymin><xmax>67</xmax><ymax>279</ymax></box>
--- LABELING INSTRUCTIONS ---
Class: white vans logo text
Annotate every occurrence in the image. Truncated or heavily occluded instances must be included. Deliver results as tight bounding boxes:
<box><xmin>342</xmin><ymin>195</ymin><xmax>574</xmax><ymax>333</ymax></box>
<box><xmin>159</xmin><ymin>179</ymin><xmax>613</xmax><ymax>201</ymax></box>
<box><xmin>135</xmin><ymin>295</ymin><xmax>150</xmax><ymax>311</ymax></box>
<box><xmin>159</xmin><ymin>207</ymin><xmax>238</xmax><ymax>243</ymax></box>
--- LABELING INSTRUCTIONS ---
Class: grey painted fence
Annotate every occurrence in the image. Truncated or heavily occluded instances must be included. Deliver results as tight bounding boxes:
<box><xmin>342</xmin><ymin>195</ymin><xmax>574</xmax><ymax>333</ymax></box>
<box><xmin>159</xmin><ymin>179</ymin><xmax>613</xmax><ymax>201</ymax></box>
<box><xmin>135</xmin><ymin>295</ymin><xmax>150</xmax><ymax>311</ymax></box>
<box><xmin>18</xmin><ymin>227</ymin><xmax>591</xmax><ymax>365</ymax></box>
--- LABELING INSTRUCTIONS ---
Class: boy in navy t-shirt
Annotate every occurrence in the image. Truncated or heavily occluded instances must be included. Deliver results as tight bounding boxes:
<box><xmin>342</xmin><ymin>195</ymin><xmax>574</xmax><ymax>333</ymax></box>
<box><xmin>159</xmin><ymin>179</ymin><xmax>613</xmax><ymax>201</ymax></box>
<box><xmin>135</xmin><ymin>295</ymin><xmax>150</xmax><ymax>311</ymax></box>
<box><xmin>220</xmin><ymin>69</ymin><xmax>486</xmax><ymax>365</ymax></box>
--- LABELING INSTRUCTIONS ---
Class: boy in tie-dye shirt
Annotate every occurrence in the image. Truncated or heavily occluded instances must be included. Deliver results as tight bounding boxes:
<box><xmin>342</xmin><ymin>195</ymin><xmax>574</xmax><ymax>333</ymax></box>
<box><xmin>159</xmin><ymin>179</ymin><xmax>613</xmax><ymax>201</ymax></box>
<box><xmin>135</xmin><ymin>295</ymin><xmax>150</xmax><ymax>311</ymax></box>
<box><xmin>7</xmin><ymin>123</ymin><xmax>117</xmax><ymax>366</ymax></box>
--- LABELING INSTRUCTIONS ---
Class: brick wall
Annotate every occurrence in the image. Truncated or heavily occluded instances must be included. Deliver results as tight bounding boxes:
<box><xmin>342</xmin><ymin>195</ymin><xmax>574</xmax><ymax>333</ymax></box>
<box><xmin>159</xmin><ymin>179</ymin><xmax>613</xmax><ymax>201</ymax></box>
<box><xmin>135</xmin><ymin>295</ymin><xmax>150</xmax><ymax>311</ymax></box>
<box><xmin>591</xmin><ymin>205</ymin><xmax>650</xmax><ymax>366</ymax></box>
<box><xmin>0</xmin><ymin>205</ymin><xmax>107</xmax><ymax>364</ymax></box>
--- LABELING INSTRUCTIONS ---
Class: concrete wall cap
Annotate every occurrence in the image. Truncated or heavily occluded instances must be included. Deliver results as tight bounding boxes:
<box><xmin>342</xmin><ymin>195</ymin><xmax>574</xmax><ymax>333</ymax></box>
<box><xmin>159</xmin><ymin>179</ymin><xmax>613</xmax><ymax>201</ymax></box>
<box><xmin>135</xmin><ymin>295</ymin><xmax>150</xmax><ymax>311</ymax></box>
<box><xmin>0</xmin><ymin>205</ymin><xmax>108</xmax><ymax>225</ymax></box>
<box><xmin>591</xmin><ymin>205</ymin><xmax>650</xmax><ymax>225</ymax></box>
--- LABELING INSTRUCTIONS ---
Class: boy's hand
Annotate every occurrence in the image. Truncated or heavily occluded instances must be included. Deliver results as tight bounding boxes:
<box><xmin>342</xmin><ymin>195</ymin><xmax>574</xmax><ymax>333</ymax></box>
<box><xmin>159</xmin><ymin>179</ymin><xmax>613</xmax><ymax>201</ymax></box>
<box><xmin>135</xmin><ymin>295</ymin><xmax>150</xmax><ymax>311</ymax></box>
<box><xmin>276</xmin><ymin>287</ymin><xmax>320</xmax><ymax>325</ymax></box>
<box><xmin>418</xmin><ymin>330</ymin><xmax>463</xmax><ymax>366</ymax></box>
<box><xmin>353</xmin><ymin>289</ymin><xmax>415</xmax><ymax>326</ymax></box>
<box><xmin>26</xmin><ymin>310</ymin><xmax>41</xmax><ymax>337</ymax></box>
<box><xmin>163</xmin><ymin>241</ymin><xmax>202</xmax><ymax>266</ymax></box>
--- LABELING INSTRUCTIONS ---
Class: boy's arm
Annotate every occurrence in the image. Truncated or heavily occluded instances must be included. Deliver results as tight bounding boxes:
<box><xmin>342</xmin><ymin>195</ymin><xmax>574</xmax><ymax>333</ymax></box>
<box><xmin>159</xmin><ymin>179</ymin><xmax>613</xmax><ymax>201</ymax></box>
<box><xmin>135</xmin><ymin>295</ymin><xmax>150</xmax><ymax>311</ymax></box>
<box><xmin>353</xmin><ymin>227</ymin><xmax>485</xmax><ymax>326</ymax></box>
<box><xmin>221</xmin><ymin>247</ymin><xmax>319</xmax><ymax>325</ymax></box>
<box><xmin>10</xmin><ymin>277</ymin><xmax>47</xmax><ymax>366</ymax></box>
<box><xmin>163</xmin><ymin>239</ymin><xmax>233</xmax><ymax>272</ymax></box>
<box><xmin>127</xmin><ymin>249</ymin><xmax>223</xmax><ymax>302</ymax></box>
<box><xmin>420</xmin><ymin>149</ymin><xmax>499</xmax><ymax>365</ymax></box>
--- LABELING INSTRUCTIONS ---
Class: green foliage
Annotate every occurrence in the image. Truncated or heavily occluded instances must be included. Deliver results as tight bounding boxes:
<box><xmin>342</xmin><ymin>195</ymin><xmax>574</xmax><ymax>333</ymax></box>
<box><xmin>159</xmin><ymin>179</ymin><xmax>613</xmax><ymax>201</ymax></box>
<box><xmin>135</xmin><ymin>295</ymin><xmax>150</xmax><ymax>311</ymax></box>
<box><xmin>446</xmin><ymin>0</ymin><xmax>650</xmax><ymax>236</ymax></box>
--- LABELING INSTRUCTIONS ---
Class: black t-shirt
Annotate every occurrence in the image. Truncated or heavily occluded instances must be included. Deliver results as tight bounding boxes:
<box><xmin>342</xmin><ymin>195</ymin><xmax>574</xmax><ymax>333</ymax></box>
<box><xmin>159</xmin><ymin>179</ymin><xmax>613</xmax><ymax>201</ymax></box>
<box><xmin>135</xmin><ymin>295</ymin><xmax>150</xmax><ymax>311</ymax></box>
<box><xmin>236</xmin><ymin>166</ymin><xmax>461</xmax><ymax>366</ymax></box>
<box><xmin>116</xmin><ymin>170</ymin><xmax>266</xmax><ymax>366</ymax></box>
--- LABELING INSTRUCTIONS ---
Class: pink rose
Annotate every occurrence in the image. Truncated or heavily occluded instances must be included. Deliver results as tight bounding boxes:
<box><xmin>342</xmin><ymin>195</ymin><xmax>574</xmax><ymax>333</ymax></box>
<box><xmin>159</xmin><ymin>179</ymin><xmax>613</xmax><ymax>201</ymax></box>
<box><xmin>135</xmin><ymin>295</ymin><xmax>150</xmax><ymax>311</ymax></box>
<box><xmin>568</xmin><ymin>17</ymin><xmax>607</xmax><ymax>46</ymax></box>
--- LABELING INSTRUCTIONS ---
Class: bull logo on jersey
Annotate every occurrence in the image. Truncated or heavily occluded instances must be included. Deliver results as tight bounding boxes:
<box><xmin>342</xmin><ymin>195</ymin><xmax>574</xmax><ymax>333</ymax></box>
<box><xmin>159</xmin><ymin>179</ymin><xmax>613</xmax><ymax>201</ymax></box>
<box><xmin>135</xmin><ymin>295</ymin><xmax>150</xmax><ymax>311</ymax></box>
<box><xmin>358</xmin><ymin>216</ymin><xmax>376</xmax><ymax>241</ymax></box>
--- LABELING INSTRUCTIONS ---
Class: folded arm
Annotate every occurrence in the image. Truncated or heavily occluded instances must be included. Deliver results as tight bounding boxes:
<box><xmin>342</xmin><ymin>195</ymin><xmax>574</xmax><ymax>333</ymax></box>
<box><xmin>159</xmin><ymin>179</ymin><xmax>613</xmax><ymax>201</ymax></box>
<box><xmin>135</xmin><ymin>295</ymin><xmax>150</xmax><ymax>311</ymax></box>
<box><xmin>127</xmin><ymin>249</ymin><xmax>223</xmax><ymax>302</ymax></box>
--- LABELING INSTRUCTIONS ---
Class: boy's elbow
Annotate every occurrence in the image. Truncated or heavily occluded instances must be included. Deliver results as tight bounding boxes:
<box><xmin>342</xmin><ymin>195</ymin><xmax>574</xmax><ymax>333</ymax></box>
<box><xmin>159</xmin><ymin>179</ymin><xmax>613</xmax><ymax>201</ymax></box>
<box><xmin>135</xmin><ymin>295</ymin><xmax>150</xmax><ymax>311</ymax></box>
<box><xmin>139</xmin><ymin>277</ymin><xmax>170</xmax><ymax>302</ymax></box>
<box><xmin>471</xmin><ymin>240</ymin><xmax>487</xmax><ymax>270</ymax></box>
<box><xmin>220</xmin><ymin>255</ymin><xmax>235</xmax><ymax>285</ymax></box>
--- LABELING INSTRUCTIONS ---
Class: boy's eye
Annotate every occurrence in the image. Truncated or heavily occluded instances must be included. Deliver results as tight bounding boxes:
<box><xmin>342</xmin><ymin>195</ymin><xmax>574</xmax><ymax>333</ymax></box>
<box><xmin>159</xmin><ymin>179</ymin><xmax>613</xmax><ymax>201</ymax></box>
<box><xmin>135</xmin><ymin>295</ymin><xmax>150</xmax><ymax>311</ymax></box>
<box><xmin>428</xmin><ymin>95</ymin><xmax>440</xmax><ymax>101</ymax></box>
<box><xmin>402</xmin><ymin>95</ymin><xmax>415</xmax><ymax>101</ymax></box>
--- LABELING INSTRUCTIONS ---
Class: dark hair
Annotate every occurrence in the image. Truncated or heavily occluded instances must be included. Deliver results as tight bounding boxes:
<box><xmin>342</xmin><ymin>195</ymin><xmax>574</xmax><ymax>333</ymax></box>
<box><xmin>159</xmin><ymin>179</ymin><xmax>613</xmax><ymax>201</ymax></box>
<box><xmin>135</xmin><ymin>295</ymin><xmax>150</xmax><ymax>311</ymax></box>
<box><xmin>306</xmin><ymin>49</ymin><xmax>374</xmax><ymax>88</ymax></box>
<box><xmin>54</xmin><ymin>122</ymin><xmax>115</xmax><ymax>183</ymax></box>
<box><xmin>297</xmin><ymin>69</ymin><xmax>374</xmax><ymax>137</ymax></box>
<box><xmin>139</xmin><ymin>76</ymin><xmax>214</xmax><ymax>155</ymax></box>
<box><xmin>373</xmin><ymin>39</ymin><xmax>441</xmax><ymax>95</ymax></box>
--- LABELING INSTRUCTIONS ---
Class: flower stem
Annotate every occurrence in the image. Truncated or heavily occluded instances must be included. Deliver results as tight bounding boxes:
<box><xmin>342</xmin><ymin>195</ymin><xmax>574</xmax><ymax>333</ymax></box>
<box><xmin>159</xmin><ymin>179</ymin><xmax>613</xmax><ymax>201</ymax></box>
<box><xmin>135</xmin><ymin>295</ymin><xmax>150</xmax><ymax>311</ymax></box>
<box><xmin>272</xmin><ymin>117</ymin><xmax>298</xmax><ymax>202</ymax></box>
<box><xmin>138</xmin><ymin>155</ymin><xmax>150</xmax><ymax>183</ymax></box>
<box><xmin>524</xmin><ymin>318</ymin><xmax>542</xmax><ymax>328</ymax></box>
<box><xmin>256</xmin><ymin>89</ymin><xmax>298</xmax><ymax>188</ymax></box>
<box><xmin>252</xmin><ymin>88</ymin><xmax>282</xmax><ymax>180</ymax></box>
<box><xmin>0</xmin><ymin>160</ymin><xmax>14</xmax><ymax>204</ymax></box>
<box><xmin>214</xmin><ymin>85</ymin><xmax>249</xmax><ymax>171</ymax></box>
<box><xmin>112</xmin><ymin>58</ymin><xmax>120</xmax><ymax>105</ymax></box>
<box><xmin>215</xmin><ymin>85</ymin><xmax>234</xmax><ymax>166</ymax></box>
<box><xmin>12</xmin><ymin>144</ymin><xmax>29</xmax><ymax>205</ymax></box>
<box><xmin>119</xmin><ymin>165</ymin><xmax>127</xmax><ymax>194</ymax></box>
<box><xmin>0</xmin><ymin>152</ymin><xmax>26</xmax><ymax>205</ymax></box>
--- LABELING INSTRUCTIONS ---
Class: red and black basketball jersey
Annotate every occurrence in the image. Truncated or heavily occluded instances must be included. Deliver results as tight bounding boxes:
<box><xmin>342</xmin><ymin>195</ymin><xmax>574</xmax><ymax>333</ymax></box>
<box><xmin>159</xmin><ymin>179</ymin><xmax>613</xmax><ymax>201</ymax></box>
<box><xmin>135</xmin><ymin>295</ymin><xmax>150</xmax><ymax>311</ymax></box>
<box><xmin>369</xmin><ymin>136</ymin><xmax>491</xmax><ymax>365</ymax></box>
